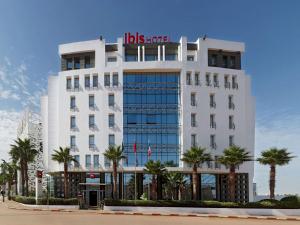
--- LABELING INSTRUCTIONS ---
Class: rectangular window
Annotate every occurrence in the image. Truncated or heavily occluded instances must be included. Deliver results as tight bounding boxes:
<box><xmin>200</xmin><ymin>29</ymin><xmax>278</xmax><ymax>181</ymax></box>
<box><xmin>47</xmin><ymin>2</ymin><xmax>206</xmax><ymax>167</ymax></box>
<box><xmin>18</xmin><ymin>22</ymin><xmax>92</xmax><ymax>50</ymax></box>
<box><xmin>191</xmin><ymin>113</ymin><xmax>196</xmax><ymax>127</ymax></box>
<box><xmin>229</xmin><ymin>95</ymin><xmax>234</xmax><ymax>109</ymax></box>
<box><xmin>211</xmin><ymin>54</ymin><xmax>217</xmax><ymax>66</ymax></box>
<box><xmin>232</xmin><ymin>75</ymin><xmax>238</xmax><ymax>89</ymax></box>
<box><xmin>89</xmin><ymin>95</ymin><xmax>95</xmax><ymax>108</ymax></box>
<box><xmin>84</xmin><ymin>56</ymin><xmax>91</xmax><ymax>68</ymax></box>
<box><xmin>210</xmin><ymin>134</ymin><xmax>216</xmax><ymax>149</ymax></box>
<box><xmin>85</xmin><ymin>75</ymin><xmax>90</xmax><ymax>88</ymax></box>
<box><xmin>70</xmin><ymin>136</ymin><xmax>76</xmax><ymax>148</ymax></box>
<box><xmin>67</xmin><ymin>58</ymin><xmax>73</xmax><ymax>70</ymax></box>
<box><xmin>187</xmin><ymin>55</ymin><xmax>194</xmax><ymax>61</ymax></box>
<box><xmin>229</xmin><ymin>135</ymin><xmax>234</xmax><ymax>146</ymax></box>
<box><xmin>213</xmin><ymin>73</ymin><xmax>219</xmax><ymax>87</ymax></box>
<box><xmin>89</xmin><ymin>135</ymin><xmax>95</xmax><ymax>148</ymax></box>
<box><xmin>66</xmin><ymin>78</ymin><xmax>72</xmax><ymax>89</ymax></box>
<box><xmin>206</xmin><ymin>73</ymin><xmax>211</xmax><ymax>86</ymax></box>
<box><xmin>113</xmin><ymin>73</ymin><xmax>118</xmax><ymax>86</ymax></box>
<box><xmin>229</xmin><ymin>56</ymin><xmax>235</xmax><ymax>68</ymax></box>
<box><xmin>210</xmin><ymin>94</ymin><xmax>216</xmax><ymax>108</ymax></box>
<box><xmin>194</xmin><ymin>73</ymin><xmax>200</xmax><ymax>85</ymax></box>
<box><xmin>70</xmin><ymin>96</ymin><xmax>76</xmax><ymax>109</ymax></box>
<box><xmin>109</xmin><ymin>114</ymin><xmax>115</xmax><ymax>127</ymax></box>
<box><xmin>109</xmin><ymin>134</ymin><xmax>115</xmax><ymax>146</ymax></box>
<box><xmin>107</xmin><ymin>57</ymin><xmax>117</xmax><ymax>62</ymax></box>
<box><xmin>108</xmin><ymin>94</ymin><xmax>114</xmax><ymax>107</ymax></box>
<box><xmin>93</xmin><ymin>155</ymin><xmax>99</xmax><ymax>168</ymax></box>
<box><xmin>191</xmin><ymin>134</ymin><xmax>196</xmax><ymax>147</ymax></box>
<box><xmin>146</xmin><ymin>114</ymin><xmax>156</xmax><ymax>124</ymax></box>
<box><xmin>186</xmin><ymin>72</ymin><xmax>191</xmax><ymax>85</ymax></box>
<box><xmin>89</xmin><ymin>115</ymin><xmax>95</xmax><ymax>128</ymax></box>
<box><xmin>222</xmin><ymin>55</ymin><xmax>228</xmax><ymax>68</ymax></box>
<box><xmin>74</xmin><ymin>57</ymin><xmax>80</xmax><ymax>69</ymax></box>
<box><xmin>127</xmin><ymin>114</ymin><xmax>137</xmax><ymax>124</ymax></box>
<box><xmin>74</xmin><ymin>155</ymin><xmax>80</xmax><ymax>167</ymax></box>
<box><xmin>92</xmin><ymin>74</ymin><xmax>98</xmax><ymax>88</ymax></box>
<box><xmin>85</xmin><ymin>154</ymin><xmax>91</xmax><ymax>168</ymax></box>
<box><xmin>191</xmin><ymin>93</ymin><xmax>196</xmax><ymax>106</ymax></box>
<box><xmin>70</xmin><ymin>116</ymin><xmax>76</xmax><ymax>129</ymax></box>
<box><xmin>224</xmin><ymin>75</ymin><xmax>230</xmax><ymax>89</ymax></box>
<box><xmin>229</xmin><ymin>115</ymin><xmax>235</xmax><ymax>129</ymax></box>
<box><xmin>104</xmin><ymin>74</ymin><xmax>110</xmax><ymax>86</ymax></box>
<box><xmin>210</xmin><ymin>114</ymin><xmax>216</xmax><ymax>129</ymax></box>
<box><xmin>74</xmin><ymin>77</ymin><xmax>79</xmax><ymax>89</ymax></box>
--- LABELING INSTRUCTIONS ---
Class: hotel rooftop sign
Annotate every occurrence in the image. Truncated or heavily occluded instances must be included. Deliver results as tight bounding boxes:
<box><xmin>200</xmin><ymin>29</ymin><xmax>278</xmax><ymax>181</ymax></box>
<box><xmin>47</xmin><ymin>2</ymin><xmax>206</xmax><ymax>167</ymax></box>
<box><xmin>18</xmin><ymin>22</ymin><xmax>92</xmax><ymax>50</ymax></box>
<box><xmin>124</xmin><ymin>32</ymin><xmax>171</xmax><ymax>44</ymax></box>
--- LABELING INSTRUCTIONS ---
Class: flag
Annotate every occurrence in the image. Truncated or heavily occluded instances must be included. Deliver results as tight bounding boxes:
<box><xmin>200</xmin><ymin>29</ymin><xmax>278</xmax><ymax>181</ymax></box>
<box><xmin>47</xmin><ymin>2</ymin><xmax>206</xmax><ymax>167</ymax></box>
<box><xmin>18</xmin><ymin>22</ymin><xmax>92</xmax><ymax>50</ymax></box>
<box><xmin>133</xmin><ymin>142</ymin><xmax>137</xmax><ymax>153</ymax></box>
<box><xmin>148</xmin><ymin>143</ymin><xmax>152</xmax><ymax>157</ymax></box>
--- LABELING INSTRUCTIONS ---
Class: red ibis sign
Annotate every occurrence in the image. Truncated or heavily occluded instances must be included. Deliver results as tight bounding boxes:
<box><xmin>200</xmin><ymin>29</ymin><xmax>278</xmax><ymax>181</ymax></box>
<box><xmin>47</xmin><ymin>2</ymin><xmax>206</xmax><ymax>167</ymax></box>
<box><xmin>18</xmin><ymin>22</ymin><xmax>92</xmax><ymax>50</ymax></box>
<box><xmin>124</xmin><ymin>32</ymin><xmax>170</xmax><ymax>44</ymax></box>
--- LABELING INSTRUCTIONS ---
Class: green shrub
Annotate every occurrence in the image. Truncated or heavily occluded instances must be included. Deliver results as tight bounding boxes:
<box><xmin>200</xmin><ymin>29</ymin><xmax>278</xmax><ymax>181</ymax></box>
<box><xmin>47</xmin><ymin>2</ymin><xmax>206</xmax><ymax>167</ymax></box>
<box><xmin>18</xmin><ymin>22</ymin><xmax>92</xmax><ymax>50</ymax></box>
<box><xmin>280</xmin><ymin>195</ymin><xmax>299</xmax><ymax>203</ymax></box>
<box><xmin>13</xmin><ymin>195</ymin><xmax>78</xmax><ymax>205</ymax></box>
<box><xmin>15</xmin><ymin>196</ymin><xmax>36</xmax><ymax>204</ymax></box>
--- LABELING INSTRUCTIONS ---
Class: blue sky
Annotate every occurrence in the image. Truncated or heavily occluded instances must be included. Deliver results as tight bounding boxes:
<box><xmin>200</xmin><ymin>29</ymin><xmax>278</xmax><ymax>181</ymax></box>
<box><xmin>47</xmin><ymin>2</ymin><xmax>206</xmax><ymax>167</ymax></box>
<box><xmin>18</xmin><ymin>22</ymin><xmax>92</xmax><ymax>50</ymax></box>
<box><xmin>0</xmin><ymin>0</ymin><xmax>299</xmax><ymax>195</ymax></box>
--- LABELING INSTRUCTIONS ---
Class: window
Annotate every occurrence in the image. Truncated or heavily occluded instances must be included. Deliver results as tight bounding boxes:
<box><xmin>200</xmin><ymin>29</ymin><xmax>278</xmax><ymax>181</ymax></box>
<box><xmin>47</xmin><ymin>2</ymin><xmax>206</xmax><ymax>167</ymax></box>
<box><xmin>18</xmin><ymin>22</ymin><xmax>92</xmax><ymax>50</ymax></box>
<box><xmin>211</xmin><ymin>54</ymin><xmax>217</xmax><ymax>66</ymax></box>
<box><xmin>74</xmin><ymin>155</ymin><xmax>80</xmax><ymax>167</ymax></box>
<box><xmin>186</xmin><ymin>72</ymin><xmax>191</xmax><ymax>85</ymax></box>
<box><xmin>229</xmin><ymin>135</ymin><xmax>234</xmax><ymax>146</ymax></box>
<box><xmin>74</xmin><ymin>77</ymin><xmax>79</xmax><ymax>89</ymax></box>
<box><xmin>191</xmin><ymin>113</ymin><xmax>196</xmax><ymax>127</ymax></box>
<box><xmin>206</xmin><ymin>73</ymin><xmax>211</xmax><ymax>86</ymax></box>
<box><xmin>146</xmin><ymin>114</ymin><xmax>156</xmax><ymax>124</ymax></box>
<box><xmin>70</xmin><ymin>136</ymin><xmax>76</xmax><ymax>148</ymax></box>
<box><xmin>187</xmin><ymin>55</ymin><xmax>194</xmax><ymax>61</ymax></box>
<box><xmin>108</xmin><ymin>57</ymin><xmax>117</xmax><ymax>62</ymax></box>
<box><xmin>104</xmin><ymin>74</ymin><xmax>110</xmax><ymax>86</ymax></box>
<box><xmin>89</xmin><ymin>135</ymin><xmax>95</xmax><ymax>148</ymax></box>
<box><xmin>210</xmin><ymin>94</ymin><xmax>216</xmax><ymax>108</ymax></box>
<box><xmin>85</xmin><ymin>155</ymin><xmax>91</xmax><ymax>168</ymax></box>
<box><xmin>232</xmin><ymin>75</ymin><xmax>238</xmax><ymax>89</ymax></box>
<box><xmin>74</xmin><ymin>57</ymin><xmax>80</xmax><ymax>69</ymax></box>
<box><xmin>89</xmin><ymin>95</ymin><xmax>95</xmax><ymax>108</ymax></box>
<box><xmin>213</xmin><ymin>73</ymin><xmax>219</xmax><ymax>87</ymax></box>
<box><xmin>210</xmin><ymin>114</ymin><xmax>216</xmax><ymax>129</ymax></box>
<box><xmin>84</xmin><ymin>56</ymin><xmax>91</xmax><ymax>68</ymax></box>
<box><xmin>229</xmin><ymin>56</ymin><xmax>235</xmax><ymax>68</ymax></box>
<box><xmin>109</xmin><ymin>114</ymin><xmax>115</xmax><ymax>127</ymax></box>
<box><xmin>113</xmin><ymin>73</ymin><xmax>118</xmax><ymax>86</ymax></box>
<box><xmin>70</xmin><ymin>116</ymin><xmax>76</xmax><ymax>129</ymax></box>
<box><xmin>229</xmin><ymin>95</ymin><xmax>235</xmax><ymax>109</ymax></box>
<box><xmin>229</xmin><ymin>115</ymin><xmax>235</xmax><ymax>129</ymax></box>
<box><xmin>222</xmin><ymin>55</ymin><xmax>228</xmax><ymax>68</ymax></box>
<box><xmin>194</xmin><ymin>73</ymin><xmax>200</xmax><ymax>85</ymax></box>
<box><xmin>191</xmin><ymin>134</ymin><xmax>196</xmax><ymax>147</ymax></box>
<box><xmin>66</xmin><ymin>78</ymin><xmax>72</xmax><ymax>90</ymax></box>
<box><xmin>85</xmin><ymin>75</ymin><xmax>90</xmax><ymax>88</ymax></box>
<box><xmin>108</xmin><ymin>94</ymin><xmax>114</xmax><ymax>107</ymax></box>
<box><xmin>224</xmin><ymin>75</ymin><xmax>230</xmax><ymax>89</ymax></box>
<box><xmin>67</xmin><ymin>58</ymin><xmax>73</xmax><ymax>70</ymax></box>
<box><xmin>89</xmin><ymin>115</ymin><xmax>95</xmax><ymax>128</ymax></box>
<box><xmin>127</xmin><ymin>114</ymin><xmax>137</xmax><ymax>124</ymax></box>
<box><xmin>210</xmin><ymin>135</ymin><xmax>216</xmax><ymax>149</ymax></box>
<box><xmin>109</xmin><ymin>134</ymin><xmax>115</xmax><ymax>146</ymax></box>
<box><xmin>70</xmin><ymin>96</ymin><xmax>76</xmax><ymax>109</ymax></box>
<box><xmin>92</xmin><ymin>74</ymin><xmax>98</xmax><ymax>88</ymax></box>
<box><xmin>191</xmin><ymin>93</ymin><xmax>196</xmax><ymax>106</ymax></box>
<box><xmin>93</xmin><ymin>155</ymin><xmax>99</xmax><ymax>168</ymax></box>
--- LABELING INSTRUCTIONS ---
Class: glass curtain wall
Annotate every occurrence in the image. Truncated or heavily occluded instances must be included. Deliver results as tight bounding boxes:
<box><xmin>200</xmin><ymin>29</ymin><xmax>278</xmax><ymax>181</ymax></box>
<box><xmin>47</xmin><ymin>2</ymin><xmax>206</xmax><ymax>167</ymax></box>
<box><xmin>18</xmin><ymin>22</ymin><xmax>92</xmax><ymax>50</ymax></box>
<box><xmin>123</xmin><ymin>72</ymin><xmax>180</xmax><ymax>166</ymax></box>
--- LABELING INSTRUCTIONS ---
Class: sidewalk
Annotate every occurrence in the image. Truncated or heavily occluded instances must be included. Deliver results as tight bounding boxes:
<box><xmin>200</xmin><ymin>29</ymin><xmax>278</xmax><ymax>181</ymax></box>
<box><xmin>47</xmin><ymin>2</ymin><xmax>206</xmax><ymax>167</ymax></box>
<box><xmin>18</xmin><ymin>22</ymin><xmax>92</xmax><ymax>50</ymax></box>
<box><xmin>3</xmin><ymin>200</ymin><xmax>300</xmax><ymax>221</ymax></box>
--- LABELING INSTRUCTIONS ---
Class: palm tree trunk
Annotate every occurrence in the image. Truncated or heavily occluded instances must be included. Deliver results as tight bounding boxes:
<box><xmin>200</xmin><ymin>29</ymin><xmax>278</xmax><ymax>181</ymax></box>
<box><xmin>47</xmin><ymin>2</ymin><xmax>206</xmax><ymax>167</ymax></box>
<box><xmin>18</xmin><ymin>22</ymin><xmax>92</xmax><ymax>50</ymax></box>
<box><xmin>112</xmin><ymin>161</ymin><xmax>118</xmax><ymax>200</ymax></box>
<box><xmin>151</xmin><ymin>175</ymin><xmax>157</xmax><ymax>200</ymax></box>
<box><xmin>269</xmin><ymin>164</ymin><xmax>276</xmax><ymax>199</ymax></box>
<box><xmin>21</xmin><ymin>162</ymin><xmax>25</xmax><ymax>196</ymax></box>
<box><xmin>14</xmin><ymin>169</ymin><xmax>18</xmax><ymax>196</ymax></box>
<box><xmin>228</xmin><ymin>165</ymin><xmax>236</xmax><ymax>202</ymax></box>
<box><xmin>192</xmin><ymin>164</ymin><xmax>198</xmax><ymax>200</ymax></box>
<box><xmin>25</xmin><ymin>163</ymin><xmax>29</xmax><ymax>196</ymax></box>
<box><xmin>8</xmin><ymin>182</ymin><xmax>11</xmax><ymax>200</ymax></box>
<box><xmin>178</xmin><ymin>186</ymin><xmax>182</xmax><ymax>201</ymax></box>
<box><xmin>64</xmin><ymin>163</ymin><xmax>68</xmax><ymax>199</ymax></box>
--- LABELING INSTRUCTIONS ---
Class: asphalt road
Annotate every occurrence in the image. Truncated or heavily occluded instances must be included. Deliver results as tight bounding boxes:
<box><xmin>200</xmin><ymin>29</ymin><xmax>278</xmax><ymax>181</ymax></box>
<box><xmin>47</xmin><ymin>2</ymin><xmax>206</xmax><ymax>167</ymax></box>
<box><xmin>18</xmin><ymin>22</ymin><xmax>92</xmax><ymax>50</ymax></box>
<box><xmin>0</xmin><ymin>202</ymin><xmax>298</xmax><ymax>225</ymax></box>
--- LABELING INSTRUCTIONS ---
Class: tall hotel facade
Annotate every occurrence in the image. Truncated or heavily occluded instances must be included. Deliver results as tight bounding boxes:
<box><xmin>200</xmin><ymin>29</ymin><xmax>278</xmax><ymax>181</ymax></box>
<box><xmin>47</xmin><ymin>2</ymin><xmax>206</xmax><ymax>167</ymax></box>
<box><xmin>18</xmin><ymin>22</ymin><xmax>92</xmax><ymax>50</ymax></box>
<box><xmin>41</xmin><ymin>33</ymin><xmax>255</xmax><ymax>205</ymax></box>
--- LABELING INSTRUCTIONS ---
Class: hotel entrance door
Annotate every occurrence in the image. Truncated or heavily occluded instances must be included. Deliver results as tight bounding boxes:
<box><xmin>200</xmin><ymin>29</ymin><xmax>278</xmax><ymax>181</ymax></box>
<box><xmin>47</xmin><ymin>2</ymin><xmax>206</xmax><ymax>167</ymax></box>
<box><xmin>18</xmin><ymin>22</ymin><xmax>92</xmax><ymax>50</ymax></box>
<box><xmin>89</xmin><ymin>191</ymin><xmax>98</xmax><ymax>206</ymax></box>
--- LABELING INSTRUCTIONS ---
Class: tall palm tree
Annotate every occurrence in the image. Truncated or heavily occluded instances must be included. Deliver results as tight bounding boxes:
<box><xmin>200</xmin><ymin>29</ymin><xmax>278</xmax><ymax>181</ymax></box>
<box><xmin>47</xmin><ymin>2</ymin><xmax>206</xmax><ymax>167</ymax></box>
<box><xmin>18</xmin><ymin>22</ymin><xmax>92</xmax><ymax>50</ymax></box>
<box><xmin>165</xmin><ymin>172</ymin><xmax>187</xmax><ymax>200</ymax></box>
<box><xmin>0</xmin><ymin>160</ymin><xmax>17</xmax><ymax>200</ymax></box>
<box><xmin>181</xmin><ymin>146</ymin><xmax>211</xmax><ymax>200</ymax></box>
<box><xmin>218</xmin><ymin>146</ymin><xmax>251</xmax><ymax>202</ymax></box>
<box><xmin>52</xmin><ymin>147</ymin><xmax>77</xmax><ymax>199</ymax></box>
<box><xmin>10</xmin><ymin>138</ymin><xmax>37</xmax><ymax>196</ymax></box>
<box><xmin>103</xmin><ymin>145</ymin><xmax>125</xmax><ymax>200</ymax></box>
<box><xmin>144</xmin><ymin>160</ymin><xmax>166</xmax><ymax>200</ymax></box>
<box><xmin>257</xmin><ymin>148</ymin><xmax>294</xmax><ymax>199</ymax></box>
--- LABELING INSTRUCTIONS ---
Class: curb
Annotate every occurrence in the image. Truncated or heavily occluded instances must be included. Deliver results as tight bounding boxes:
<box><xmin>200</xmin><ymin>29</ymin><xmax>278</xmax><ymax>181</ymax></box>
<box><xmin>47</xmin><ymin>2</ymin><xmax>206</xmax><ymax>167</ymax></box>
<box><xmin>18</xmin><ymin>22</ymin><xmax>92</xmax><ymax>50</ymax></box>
<box><xmin>6</xmin><ymin>206</ymin><xmax>300</xmax><ymax>221</ymax></box>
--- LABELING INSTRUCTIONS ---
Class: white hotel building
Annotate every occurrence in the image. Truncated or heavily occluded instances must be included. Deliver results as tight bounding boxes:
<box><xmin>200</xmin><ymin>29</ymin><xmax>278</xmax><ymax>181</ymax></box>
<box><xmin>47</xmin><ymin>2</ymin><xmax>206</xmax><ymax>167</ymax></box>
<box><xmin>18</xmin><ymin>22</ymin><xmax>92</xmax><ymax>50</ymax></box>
<box><xmin>41</xmin><ymin>34</ymin><xmax>255</xmax><ymax>205</ymax></box>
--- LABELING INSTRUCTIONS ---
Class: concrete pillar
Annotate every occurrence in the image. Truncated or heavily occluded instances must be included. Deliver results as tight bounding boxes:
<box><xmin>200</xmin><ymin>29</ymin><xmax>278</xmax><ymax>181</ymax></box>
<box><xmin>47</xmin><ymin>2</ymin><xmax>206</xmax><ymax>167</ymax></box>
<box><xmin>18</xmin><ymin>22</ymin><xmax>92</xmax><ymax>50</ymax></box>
<box><xmin>142</xmin><ymin>46</ymin><xmax>145</xmax><ymax>62</ymax></box>
<box><xmin>162</xmin><ymin>45</ymin><xmax>165</xmax><ymax>61</ymax></box>
<box><xmin>158</xmin><ymin>45</ymin><xmax>161</xmax><ymax>61</ymax></box>
<box><xmin>138</xmin><ymin>46</ymin><xmax>141</xmax><ymax>62</ymax></box>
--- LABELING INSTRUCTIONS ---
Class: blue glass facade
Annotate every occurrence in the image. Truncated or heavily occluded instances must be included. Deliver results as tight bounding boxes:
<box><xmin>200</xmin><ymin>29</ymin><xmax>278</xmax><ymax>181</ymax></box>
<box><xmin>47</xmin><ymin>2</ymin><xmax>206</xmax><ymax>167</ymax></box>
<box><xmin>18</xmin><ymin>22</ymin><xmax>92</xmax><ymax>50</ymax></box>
<box><xmin>123</xmin><ymin>72</ymin><xmax>180</xmax><ymax>166</ymax></box>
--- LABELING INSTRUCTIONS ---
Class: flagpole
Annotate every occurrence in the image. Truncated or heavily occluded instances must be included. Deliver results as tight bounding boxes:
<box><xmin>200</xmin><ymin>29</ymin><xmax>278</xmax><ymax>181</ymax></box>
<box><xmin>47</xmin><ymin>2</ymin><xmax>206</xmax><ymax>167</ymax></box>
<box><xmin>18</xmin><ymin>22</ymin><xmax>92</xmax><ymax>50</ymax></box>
<box><xmin>135</xmin><ymin>152</ymin><xmax>137</xmax><ymax>201</ymax></box>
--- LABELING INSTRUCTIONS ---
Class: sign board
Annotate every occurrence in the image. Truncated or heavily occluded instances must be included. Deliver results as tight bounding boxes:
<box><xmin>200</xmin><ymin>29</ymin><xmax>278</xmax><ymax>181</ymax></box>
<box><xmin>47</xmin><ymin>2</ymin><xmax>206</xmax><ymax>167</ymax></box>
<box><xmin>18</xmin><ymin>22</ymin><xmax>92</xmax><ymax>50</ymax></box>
<box><xmin>124</xmin><ymin>32</ymin><xmax>170</xmax><ymax>44</ymax></box>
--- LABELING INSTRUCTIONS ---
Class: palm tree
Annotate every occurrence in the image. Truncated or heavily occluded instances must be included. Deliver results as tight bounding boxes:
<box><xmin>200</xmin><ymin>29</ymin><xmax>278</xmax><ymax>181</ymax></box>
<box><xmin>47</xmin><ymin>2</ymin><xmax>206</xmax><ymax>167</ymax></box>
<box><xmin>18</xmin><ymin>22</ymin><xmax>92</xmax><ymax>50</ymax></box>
<box><xmin>103</xmin><ymin>145</ymin><xmax>125</xmax><ymax>200</ymax></box>
<box><xmin>52</xmin><ymin>147</ymin><xmax>77</xmax><ymax>199</ymax></box>
<box><xmin>144</xmin><ymin>160</ymin><xmax>166</xmax><ymax>200</ymax></box>
<box><xmin>181</xmin><ymin>146</ymin><xmax>211</xmax><ymax>200</ymax></box>
<box><xmin>176</xmin><ymin>173</ymin><xmax>187</xmax><ymax>201</ymax></box>
<box><xmin>165</xmin><ymin>172</ymin><xmax>187</xmax><ymax>200</ymax></box>
<box><xmin>218</xmin><ymin>146</ymin><xmax>252</xmax><ymax>202</ymax></box>
<box><xmin>257</xmin><ymin>148</ymin><xmax>294</xmax><ymax>199</ymax></box>
<box><xmin>0</xmin><ymin>160</ymin><xmax>17</xmax><ymax>200</ymax></box>
<box><xmin>10</xmin><ymin>138</ymin><xmax>37</xmax><ymax>196</ymax></box>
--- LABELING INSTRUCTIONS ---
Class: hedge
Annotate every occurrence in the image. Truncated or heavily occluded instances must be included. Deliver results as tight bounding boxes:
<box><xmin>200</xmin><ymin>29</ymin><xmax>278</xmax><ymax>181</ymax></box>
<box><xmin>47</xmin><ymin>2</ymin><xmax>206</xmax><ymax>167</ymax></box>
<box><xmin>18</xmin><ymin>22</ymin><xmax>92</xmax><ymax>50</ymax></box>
<box><xmin>13</xmin><ymin>196</ymin><xmax>78</xmax><ymax>205</ymax></box>
<box><xmin>104</xmin><ymin>199</ymin><xmax>300</xmax><ymax>209</ymax></box>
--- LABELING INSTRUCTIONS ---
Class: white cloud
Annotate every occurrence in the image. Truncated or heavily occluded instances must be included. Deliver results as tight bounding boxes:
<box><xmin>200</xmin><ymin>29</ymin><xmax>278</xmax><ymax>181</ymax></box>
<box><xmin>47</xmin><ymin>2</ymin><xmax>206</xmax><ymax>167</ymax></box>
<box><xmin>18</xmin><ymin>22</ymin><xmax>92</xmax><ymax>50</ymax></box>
<box><xmin>0</xmin><ymin>110</ymin><xmax>21</xmax><ymax>161</ymax></box>
<box><xmin>254</xmin><ymin>113</ymin><xmax>300</xmax><ymax>195</ymax></box>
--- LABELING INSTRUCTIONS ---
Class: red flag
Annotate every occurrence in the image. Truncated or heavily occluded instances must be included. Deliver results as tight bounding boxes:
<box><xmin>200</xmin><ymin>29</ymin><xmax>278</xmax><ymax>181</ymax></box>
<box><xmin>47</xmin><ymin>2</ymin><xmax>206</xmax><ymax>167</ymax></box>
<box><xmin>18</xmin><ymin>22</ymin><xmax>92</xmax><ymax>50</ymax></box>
<box><xmin>133</xmin><ymin>143</ymin><xmax>137</xmax><ymax>153</ymax></box>
<box><xmin>148</xmin><ymin>144</ymin><xmax>152</xmax><ymax>157</ymax></box>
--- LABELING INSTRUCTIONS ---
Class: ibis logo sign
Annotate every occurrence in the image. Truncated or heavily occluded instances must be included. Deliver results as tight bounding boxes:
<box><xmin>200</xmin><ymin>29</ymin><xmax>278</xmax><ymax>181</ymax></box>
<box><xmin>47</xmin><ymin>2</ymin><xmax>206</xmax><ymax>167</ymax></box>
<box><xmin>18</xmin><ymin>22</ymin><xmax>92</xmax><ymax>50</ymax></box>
<box><xmin>124</xmin><ymin>32</ymin><xmax>170</xmax><ymax>44</ymax></box>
